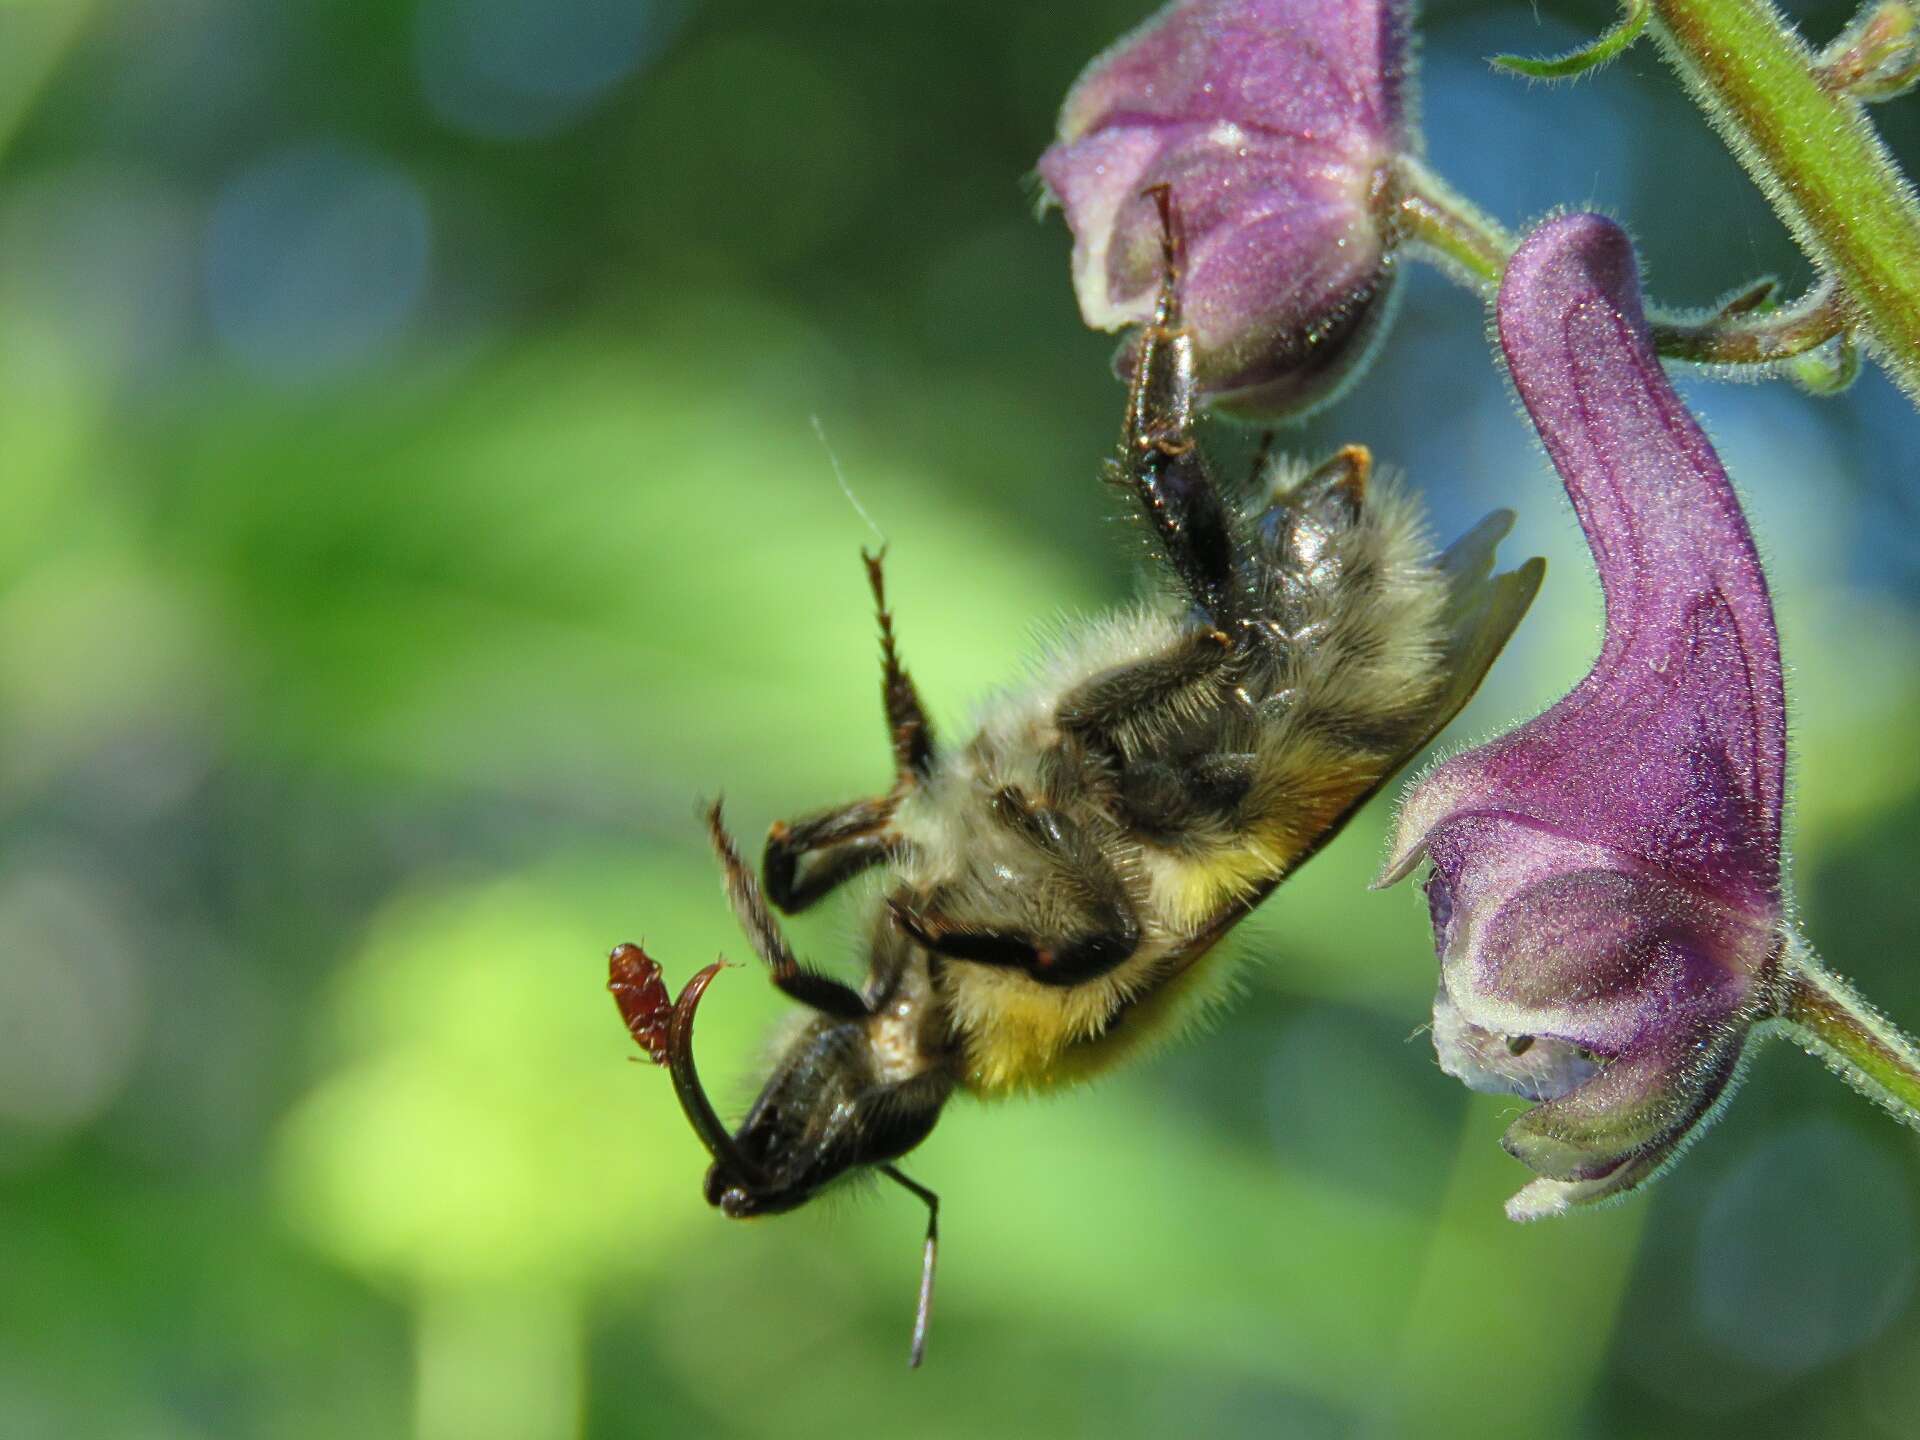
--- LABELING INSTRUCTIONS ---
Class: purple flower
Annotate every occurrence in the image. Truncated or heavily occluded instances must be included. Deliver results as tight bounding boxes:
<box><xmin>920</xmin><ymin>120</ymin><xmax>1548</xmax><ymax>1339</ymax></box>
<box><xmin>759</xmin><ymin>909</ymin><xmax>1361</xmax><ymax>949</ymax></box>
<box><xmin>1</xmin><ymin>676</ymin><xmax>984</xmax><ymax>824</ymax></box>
<box><xmin>1379</xmin><ymin>213</ymin><xmax>1789</xmax><ymax>1220</ymax></box>
<box><xmin>1036</xmin><ymin>0</ymin><xmax>1407</xmax><ymax>419</ymax></box>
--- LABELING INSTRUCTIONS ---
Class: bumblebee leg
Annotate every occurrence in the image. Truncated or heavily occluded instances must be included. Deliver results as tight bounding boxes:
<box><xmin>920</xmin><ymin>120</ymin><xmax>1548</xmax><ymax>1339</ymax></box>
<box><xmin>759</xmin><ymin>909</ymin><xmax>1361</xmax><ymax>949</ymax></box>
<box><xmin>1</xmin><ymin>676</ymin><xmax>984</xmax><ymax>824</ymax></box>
<box><xmin>878</xmin><ymin>1164</ymin><xmax>940</xmax><ymax>1369</ymax></box>
<box><xmin>756</xmin><ymin>549</ymin><xmax>934</xmax><ymax>915</ymax></box>
<box><xmin>1115</xmin><ymin>752</ymin><xmax>1258</xmax><ymax>843</ymax></box>
<box><xmin>890</xmin><ymin>903</ymin><xmax>1139</xmax><ymax>986</ymax></box>
<box><xmin>1256</xmin><ymin>444</ymin><xmax>1369</xmax><ymax>564</ymax></box>
<box><xmin>1053</xmin><ymin>625</ymin><xmax>1235</xmax><ymax>763</ymax></box>
<box><xmin>862</xmin><ymin>547</ymin><xmax>935</xmax><ymax>779</ymax></box>
<box><xmin>1113</xmin><ymin>186</ymin><xmax>1247</xmax><ymax>627</ymax></box>
<box><xmin>763</xmin><ymin>795</ymin><xmax>898</xmax><ymax>913</ymax></box>
<box><xmin>708</xmin><ymin>802</ymin><xmax>871</xmax><ymax>1019</ymax></box>
<box><xmin>891</xmin><ymin>795</ymin><xmax>1142</xmax><ymax>986</ymax></box>
<box><xmin>1268</xmin><ymin>442</ymin><xmax>1369</xmax><ymax>509</ymax></box>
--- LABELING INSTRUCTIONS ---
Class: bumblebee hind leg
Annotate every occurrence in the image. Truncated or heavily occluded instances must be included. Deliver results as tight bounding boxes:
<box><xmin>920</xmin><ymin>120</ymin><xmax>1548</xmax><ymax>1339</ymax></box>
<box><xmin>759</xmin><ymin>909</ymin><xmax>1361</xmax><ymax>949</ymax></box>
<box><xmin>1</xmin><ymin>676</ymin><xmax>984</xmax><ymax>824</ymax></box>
<box><xmin>1112</xmin><ymin>186</ymin><xmax>1249</xmax><ymax>628</ymax></box>
<box><xmin>1255</xmin><ymin>444</ymin><xmax>1376</xmax><ymax>647</ymax></box>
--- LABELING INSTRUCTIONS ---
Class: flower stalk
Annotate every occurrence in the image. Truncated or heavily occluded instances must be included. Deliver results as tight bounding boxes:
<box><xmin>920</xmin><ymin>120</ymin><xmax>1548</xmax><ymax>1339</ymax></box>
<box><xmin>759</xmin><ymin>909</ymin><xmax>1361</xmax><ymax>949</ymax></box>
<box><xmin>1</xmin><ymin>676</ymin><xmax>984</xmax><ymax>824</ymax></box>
<box><xmin>1651</xmin><ymin>278</ymin><xmax>1851</xmax><ymax>365</ymax></box>
<box><xmin>1389</xmin><ymin>155</ymin><xmax>1854</xmax><ymax>371</ymax></box>
<box><xmin>1492</xmin><ymin>0</ymin><xmax>1652</xmax><ymax>78</ymax></box>
<box><xmin>1386</xmin><ymin>156</ymin><xmax>1510</xmax><ymax>291</ymax></box>
<box><xmin>1775</xmin><ymin>953</ymin><xmax>1920</xmax><ymax>1126</ymax></box>
<box><xmin>1650</xmin><ymin>0</ymin><xmax>1920</xmax><ymax>400</ymax></box>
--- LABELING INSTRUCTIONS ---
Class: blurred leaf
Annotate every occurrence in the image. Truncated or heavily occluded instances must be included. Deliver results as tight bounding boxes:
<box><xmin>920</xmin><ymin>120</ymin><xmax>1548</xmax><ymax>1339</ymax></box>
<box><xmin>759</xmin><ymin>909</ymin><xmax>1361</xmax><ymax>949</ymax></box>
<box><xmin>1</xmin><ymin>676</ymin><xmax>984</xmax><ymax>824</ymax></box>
<box><xmin>274</xmin><ymin>849</ymin><xmax>768</xmax><ymax>1292</ymax></box>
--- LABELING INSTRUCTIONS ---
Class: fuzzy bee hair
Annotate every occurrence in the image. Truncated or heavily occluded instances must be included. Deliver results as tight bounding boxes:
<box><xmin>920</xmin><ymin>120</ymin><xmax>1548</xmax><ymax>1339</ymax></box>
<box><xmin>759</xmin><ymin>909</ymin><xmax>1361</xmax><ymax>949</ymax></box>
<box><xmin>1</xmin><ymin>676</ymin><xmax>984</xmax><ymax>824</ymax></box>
<box><xmin>892</xmin><ymin>457</ymin><xmax>1537</xmax><ymax>1092</ymax></box>
<box><xmin>626</xmin><ymin>200</ymin><xmax>1542</xmax><ymax>1352</ymax></box>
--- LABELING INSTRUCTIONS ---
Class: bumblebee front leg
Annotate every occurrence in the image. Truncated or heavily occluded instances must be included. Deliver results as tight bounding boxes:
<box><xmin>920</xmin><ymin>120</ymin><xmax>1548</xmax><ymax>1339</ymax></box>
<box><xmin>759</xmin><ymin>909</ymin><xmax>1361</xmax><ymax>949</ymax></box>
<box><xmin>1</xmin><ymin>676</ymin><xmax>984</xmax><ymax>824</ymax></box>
<box><xmin>764</xmin><ymin>796</ymin><xmax>897</xmax><ymax>913</ymax></box>
<box><xmin>709</xmin><ymin>803</ymin><xmax>871</xmax><ymax>1020</ymax></box>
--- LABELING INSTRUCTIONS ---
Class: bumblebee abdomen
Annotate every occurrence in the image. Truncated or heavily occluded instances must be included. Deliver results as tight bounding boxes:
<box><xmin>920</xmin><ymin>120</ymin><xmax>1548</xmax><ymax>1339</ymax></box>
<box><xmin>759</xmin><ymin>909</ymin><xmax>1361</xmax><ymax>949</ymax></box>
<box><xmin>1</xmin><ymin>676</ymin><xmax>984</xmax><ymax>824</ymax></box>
<box><xmin>930</xmin><ymin>462</ymin><xmax>1539</xmax><ymax>1097</ymax></box>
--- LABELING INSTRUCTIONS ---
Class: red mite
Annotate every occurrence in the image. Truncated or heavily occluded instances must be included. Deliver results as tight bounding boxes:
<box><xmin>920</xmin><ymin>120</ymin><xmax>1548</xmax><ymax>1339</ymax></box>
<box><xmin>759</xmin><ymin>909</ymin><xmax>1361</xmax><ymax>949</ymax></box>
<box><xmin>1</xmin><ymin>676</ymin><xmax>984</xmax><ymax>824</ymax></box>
<box><xmin>608</xmin><ymin>942</ymin><xmax>674</xmax><ymax>1064</ymax></box>
<box><xmin>607</xmin><ymin>941</ymin><xmax>762</xmax><ymax>1245</ymax></box>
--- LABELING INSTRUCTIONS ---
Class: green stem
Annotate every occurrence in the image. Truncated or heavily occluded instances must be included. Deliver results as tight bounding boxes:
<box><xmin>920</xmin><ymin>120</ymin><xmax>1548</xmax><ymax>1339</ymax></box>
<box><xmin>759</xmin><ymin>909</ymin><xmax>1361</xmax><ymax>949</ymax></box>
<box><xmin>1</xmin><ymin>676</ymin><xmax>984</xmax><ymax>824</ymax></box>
<box><xmin>1389</xmin><ymin>156</ymin><xmax>1852</xmax><ymax>368</ymax></box>
<box><xmin>1388</xmin><ymin>157</ymin><xmax>1511</xmax><ymax>292</ymax></box>
<box><xmin>1776</xmin><ymin>957</ymin><xmax>1920</xmax><ymax>1128</ymax></box>
<box><xmin>1652</xmin><ymin>277</ymin><xmax>1849</xmax><ymax>363</ymax></box>
<box><xmin>1650</xmin><ymin>0</ymin><xmax>1920</xmax><ymax>401</ymax></box>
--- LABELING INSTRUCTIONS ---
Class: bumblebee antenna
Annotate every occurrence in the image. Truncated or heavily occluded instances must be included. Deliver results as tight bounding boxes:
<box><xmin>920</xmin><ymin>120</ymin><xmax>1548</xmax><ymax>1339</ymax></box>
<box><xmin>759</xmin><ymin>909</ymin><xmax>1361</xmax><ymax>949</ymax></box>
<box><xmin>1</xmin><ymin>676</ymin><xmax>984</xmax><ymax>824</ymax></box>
<box><xmin>879</xmin><ymin>1164</ymin><xmax>940</xmax><ymax>1369</ymax></box>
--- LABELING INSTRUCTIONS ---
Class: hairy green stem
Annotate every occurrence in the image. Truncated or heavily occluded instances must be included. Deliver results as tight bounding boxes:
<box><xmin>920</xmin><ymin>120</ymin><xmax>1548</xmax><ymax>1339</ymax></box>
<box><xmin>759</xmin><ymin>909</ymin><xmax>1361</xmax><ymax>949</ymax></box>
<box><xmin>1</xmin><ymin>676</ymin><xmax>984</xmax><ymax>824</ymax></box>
<box><xmin>1653</xmin><ymin>278</ymin><xmax>1849</xmax><ymax>363</ymax></box>
<box><xmin>1389</xmin><ymin>157</ymin><xmax>1511</xmax><ymax>291</ymax></box>
<box><xmin>1650</xmin><ymin>0</ymin><xmax>1920</xmax><ymax>400</ymax></box>
<box><xmin>1389</xmin><ymin>156</ymin><xmax>1851</xmax><ymax>368</ymax></box>
<box><xmin>1777</xmin><ymin>959</ymin><xmax>1920</xmax><ymax>1128</ymax></box>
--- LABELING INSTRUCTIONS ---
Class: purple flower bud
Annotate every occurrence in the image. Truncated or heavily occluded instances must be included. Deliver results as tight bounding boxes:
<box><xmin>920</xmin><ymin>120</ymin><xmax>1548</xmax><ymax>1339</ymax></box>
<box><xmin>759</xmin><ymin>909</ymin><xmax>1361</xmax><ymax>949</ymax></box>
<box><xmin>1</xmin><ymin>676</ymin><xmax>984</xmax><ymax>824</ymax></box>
<box><xmin>1036</xmin><ymin>0</ymin><xmax>1407</xmax><ymax>419</ymax></box>
<box><xmin>1379</xmin><ymin>213</ymin><xmax>1788</xmax><ymax>1221</ymax></box>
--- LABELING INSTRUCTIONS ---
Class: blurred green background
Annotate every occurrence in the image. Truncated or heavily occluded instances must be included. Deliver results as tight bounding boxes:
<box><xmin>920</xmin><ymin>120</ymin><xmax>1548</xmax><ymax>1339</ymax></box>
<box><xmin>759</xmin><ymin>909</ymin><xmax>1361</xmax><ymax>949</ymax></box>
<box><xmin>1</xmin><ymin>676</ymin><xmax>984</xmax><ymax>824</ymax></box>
<box><xmin>3</xmin><ymin>0</ymin><xmax>1919</xmax><ymax>1436</ymax></box>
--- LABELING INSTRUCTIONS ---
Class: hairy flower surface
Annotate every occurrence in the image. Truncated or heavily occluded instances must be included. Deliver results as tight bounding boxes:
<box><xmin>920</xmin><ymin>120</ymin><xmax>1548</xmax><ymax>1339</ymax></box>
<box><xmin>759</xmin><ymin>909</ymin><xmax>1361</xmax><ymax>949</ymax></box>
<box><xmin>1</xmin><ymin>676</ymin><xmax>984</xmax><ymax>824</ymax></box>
<box><xmin>1380</xmin><ymin>212</ymin><xmax>1789</xmax><ymax>1221</ymax></box>
<box><xmin>1036</xmin><ymin>0</ymin><xmax>1406</xmax><ymax>419</ymax></box>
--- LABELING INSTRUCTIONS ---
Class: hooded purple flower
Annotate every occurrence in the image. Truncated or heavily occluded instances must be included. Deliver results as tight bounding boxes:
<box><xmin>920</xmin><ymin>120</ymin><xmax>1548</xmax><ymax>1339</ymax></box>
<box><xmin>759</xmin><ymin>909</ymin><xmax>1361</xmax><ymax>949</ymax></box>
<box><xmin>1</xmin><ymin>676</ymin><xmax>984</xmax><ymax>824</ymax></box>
<box><xmin>1379</xmin><ymin>213</ymin><xmax>1789</xmax><ymax>1221</ymax></box>
<box><xmin>1036</xmin><ymin>0</ymin><xmax>1407</xmax><ymax>419</ymax></box>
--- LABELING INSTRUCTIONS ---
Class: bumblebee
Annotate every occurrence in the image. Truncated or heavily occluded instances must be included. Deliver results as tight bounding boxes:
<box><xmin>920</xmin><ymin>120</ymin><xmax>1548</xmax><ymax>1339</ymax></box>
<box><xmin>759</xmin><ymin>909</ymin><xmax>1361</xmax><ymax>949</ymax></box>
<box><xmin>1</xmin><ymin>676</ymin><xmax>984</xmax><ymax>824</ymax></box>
<box><xmin>612</xmin><ymin>195</ymin><xmax>1542</xmax><ymax>1365</ymax></box>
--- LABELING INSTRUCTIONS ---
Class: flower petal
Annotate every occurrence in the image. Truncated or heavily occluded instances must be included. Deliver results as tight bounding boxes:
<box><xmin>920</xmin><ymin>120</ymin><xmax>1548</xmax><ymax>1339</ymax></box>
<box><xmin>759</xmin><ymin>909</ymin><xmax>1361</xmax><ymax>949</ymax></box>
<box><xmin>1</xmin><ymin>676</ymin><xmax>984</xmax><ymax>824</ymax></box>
<box><xmin>1499</xmin><ymin>994</ymin><xmax>1752</xmax><ymax>1190</ymax></box>
<box><xmin>1037</xmin><ymin>128</ymin><xmax>1167</xmax><ymax>331</ymax></box>
<box><xmin>1384</xmin><ymin>214</ymin><xmax>1786</xmax><ymax>914</ymax></box>
<box><xmin>1054</xmin><ymin>0</ymin><xmax>1405</xmax><ymax>150</ymax></box>
<box><xmin>1037</xmin><ymin>0</ymin><xmax>1409</xmax><ymax>419</ymax></box>
<box><xmin>1504</xmin><ymin>1147</ymin><xmax>1668</xmax><ymax>1222</ymax></box>
<box><xmin>1424</xmin><ymin>815</ymin><xmax>1770</xmax><ymax>1060</ymax></box>
<box><xmin>1431</xmin><ymin>984</ymin><xmax>1602</xmax><ymax>1102</ymax></box>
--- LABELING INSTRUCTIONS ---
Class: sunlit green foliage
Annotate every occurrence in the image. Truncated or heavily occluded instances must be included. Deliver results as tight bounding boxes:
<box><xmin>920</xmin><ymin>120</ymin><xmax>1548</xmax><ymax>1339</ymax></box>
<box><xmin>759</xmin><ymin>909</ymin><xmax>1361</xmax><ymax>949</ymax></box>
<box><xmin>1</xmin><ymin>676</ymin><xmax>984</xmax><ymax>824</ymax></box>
<box><xmin>1</xmin><ymin>1</ymin><xmax>1917</xmax><ymax>1437</ymax></box>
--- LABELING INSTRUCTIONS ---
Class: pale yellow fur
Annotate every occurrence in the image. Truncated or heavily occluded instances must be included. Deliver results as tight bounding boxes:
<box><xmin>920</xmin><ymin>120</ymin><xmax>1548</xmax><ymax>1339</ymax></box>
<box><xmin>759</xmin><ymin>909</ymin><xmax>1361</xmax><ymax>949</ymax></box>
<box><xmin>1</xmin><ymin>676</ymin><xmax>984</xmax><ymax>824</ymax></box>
<box><xmin>894</xmin><ymin>474</ymin><xmax>1459</xmax><ymax>1094</ymax></box>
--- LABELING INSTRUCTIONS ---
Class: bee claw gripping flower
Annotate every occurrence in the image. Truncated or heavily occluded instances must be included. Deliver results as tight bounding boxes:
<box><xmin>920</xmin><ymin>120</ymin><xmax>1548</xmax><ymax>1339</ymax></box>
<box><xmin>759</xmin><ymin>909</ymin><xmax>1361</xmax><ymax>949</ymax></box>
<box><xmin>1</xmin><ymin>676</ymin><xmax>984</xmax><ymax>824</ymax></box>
<box><xmin>1037</xmin><ymin>0</ymin><xmax>1407</xmax><ymax>420</ymax></box>
<box><xmin>1380</xmin><ymin>212</ymin><xmax>1795</xmax><ymax>1222</ymax></box>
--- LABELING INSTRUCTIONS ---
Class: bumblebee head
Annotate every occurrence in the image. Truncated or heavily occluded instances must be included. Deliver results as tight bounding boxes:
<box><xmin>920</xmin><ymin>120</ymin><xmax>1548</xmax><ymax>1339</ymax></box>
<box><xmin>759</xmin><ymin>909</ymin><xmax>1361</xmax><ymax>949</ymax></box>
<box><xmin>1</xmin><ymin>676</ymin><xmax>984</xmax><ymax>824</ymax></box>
<box><xmin>611</xmin><ymin>808</ymin><xmax>956</xmax><ymax>1364</ymax></box>
<box><xmin>636</xmin><ymin>933</ymin><xmax>950</xmax><ymax>1367</ymax></box>
<box><xmin>628</xmin><ymin>884</ymin><xmax>951</xmax><ymax>1219</ymax></box>
<box><xmin>692</xmin><ymin>1002</ymin><xmax>948</xmax><ymax>1218</ymax></box>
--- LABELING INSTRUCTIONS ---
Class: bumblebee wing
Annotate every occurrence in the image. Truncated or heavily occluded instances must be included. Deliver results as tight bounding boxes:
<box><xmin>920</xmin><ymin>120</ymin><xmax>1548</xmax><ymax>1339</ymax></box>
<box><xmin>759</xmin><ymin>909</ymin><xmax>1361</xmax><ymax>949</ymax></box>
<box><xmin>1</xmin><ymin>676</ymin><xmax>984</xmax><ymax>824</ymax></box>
<box><xmin>1423</xmin><ymin>509</ymin><xmax>1547</xmax><ymax>749</ymax></box>
<box><xmin>1157</xmin><ymin>513</ymin><xmax>1542</xmax><ymax>972</ymax></box>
